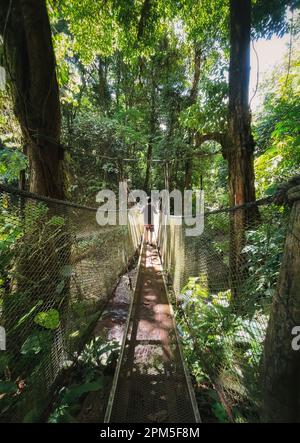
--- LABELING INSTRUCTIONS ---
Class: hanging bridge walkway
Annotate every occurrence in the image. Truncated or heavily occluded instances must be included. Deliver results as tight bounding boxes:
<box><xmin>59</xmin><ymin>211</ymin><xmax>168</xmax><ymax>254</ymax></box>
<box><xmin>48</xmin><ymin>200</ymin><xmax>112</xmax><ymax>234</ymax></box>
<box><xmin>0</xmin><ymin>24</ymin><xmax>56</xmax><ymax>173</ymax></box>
<box><xmin>105</xmin><ymin>242</ymin><xmax>200</xmax><ymax>423</ymax></box>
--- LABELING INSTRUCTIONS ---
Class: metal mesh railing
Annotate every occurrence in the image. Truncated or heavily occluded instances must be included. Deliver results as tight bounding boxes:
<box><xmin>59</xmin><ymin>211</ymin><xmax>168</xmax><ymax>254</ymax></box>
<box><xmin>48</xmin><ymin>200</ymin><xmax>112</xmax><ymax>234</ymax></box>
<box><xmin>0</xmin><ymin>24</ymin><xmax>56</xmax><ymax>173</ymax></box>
<box><xmin>0</xmin><ymin>184</ymin><xmax>143</xmax><ymax>422</ymax></box>
<box><xmin>157</xmin><ymin>201</ymin><xmax>289</xmax><ymax>421</ymax></box>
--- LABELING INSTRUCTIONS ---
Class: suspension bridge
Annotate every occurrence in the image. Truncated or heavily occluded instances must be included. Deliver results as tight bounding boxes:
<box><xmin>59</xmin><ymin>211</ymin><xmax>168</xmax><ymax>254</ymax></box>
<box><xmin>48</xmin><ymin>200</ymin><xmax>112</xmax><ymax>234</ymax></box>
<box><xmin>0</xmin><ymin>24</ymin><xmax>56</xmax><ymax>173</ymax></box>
<box><xmin>0</xmin><ymin>179</ymin><xmax>299</xmax><ymax>422</ymax></box>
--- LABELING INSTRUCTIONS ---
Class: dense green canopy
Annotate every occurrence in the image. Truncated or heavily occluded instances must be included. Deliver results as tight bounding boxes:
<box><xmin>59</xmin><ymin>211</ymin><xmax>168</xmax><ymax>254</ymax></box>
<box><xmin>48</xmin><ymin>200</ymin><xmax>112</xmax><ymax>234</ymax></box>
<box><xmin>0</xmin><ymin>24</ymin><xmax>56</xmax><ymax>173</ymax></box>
<box><xmin>0</xmin><ymin>0</ymin><xmax>299</xmax><ymax>204</ymax></box>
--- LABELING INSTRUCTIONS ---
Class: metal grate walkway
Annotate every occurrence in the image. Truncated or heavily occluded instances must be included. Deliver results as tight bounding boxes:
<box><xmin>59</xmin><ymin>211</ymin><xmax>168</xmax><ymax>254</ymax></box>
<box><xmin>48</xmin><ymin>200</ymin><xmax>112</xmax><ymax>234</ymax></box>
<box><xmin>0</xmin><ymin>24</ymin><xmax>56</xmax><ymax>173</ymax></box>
<box><xmin>105</xmin><ymin>243</ymin><xmax>200</xmax><ymax>423</ymax></box>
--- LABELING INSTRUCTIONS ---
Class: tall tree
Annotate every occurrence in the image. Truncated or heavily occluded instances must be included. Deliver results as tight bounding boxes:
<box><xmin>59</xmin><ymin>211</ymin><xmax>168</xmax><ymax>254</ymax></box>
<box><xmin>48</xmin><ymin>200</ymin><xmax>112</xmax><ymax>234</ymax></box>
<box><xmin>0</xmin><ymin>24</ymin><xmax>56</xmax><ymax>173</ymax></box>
<box><xmin>144</xmin><ymin>61</ymin><xmax>157</xmax><ymax>193</ymax></box>
<box><xmin>224</xmin><ymin>0</ymin><xmax>298</xmax><ymax>213</ymax></box>
<box><xmin>184</xmin><ymin>43</ymin><xmax>202</xmax><ymax>190</ymax></box>
<box><xmin>223</xmin><ymin>0</ymin><xmax>258</xmax><ymax>299</ymax></box>
<box><xmin>224</xmin><ymin>0</ymin><xmax>256</xmax><ymax>213</ymax></box>
<box><xmin>0</xmin><ymin>0</ymin><xmax>64</xmax><ymax>198</ymax></box>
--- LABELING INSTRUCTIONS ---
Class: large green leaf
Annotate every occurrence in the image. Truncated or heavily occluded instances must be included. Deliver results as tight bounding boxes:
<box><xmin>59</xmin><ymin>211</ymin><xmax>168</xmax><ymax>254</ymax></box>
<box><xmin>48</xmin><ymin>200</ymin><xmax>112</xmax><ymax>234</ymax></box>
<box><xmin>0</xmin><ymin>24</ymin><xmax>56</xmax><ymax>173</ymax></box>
<box><xmin>20</xmin><ymin>331</ymin><xmax>52</xmax><ymax>355</ymax></box>
<box><xmin>34</xmin><ymin>309</ymin><xmax>60</xmax><ymax>330</ymax></box>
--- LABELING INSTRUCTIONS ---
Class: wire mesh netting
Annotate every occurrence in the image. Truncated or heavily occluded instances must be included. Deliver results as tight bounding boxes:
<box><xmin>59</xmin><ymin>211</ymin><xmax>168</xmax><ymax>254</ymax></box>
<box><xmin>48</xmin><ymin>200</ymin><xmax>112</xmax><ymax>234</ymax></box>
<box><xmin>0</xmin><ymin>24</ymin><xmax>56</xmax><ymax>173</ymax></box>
<box><xmin>157</xmin><ymin>203</ymin><xmax>289</xmax><ymax>420</ymax></box>
<box><xmin>0</xmin><ymin>185</ymin><xmax>143</xmax><ymax>422</ymax></box>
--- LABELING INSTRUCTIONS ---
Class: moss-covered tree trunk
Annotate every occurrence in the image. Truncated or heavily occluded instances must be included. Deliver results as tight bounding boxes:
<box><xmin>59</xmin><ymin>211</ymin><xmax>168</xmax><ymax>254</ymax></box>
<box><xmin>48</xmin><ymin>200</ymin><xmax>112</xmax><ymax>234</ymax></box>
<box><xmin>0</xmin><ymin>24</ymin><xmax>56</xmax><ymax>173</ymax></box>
<box><xmin>227</xmin><ymin>0</ymin><xmax>256</xmax><ymax>212</ymax></box>
<box><xmin>224</xmin><ymin>0</ymin><xmax>258</xmax><ymax>300</ymax></box>
<box><xmin>0</xmin><ymin>0</ymin><xmax>64</xmax><ymax>198</ymax></box>
<box><xmin>262</xmin><ymin>183</ymin><xmax>300</xmax><ymax>422</ymax></box>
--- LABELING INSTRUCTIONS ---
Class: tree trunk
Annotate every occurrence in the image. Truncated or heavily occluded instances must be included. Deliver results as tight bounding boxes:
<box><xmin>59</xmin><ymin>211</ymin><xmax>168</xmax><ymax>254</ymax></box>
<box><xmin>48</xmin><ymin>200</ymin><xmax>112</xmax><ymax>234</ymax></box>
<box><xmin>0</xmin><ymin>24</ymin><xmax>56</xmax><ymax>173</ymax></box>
<box><xmin>184</xmin><ymin>44</ymin><xmax>202</xmax><ymax>190</ymax></box>
<box><xmin>184</xmin><ymin>143</ymin><xmax>193</xmax><ymax>190</ymax></box>
<box><xmin>262</xmin><ymin>185</ymin><xmax>300</xmax><ymax>422</ymax></box>
<box><xmin>0</xmin><ymin>0</ymin><xmax>64</xmax><ymax>199</ymax></box>
<box><xmin>226</xmin><ymin>0</ymin><xmax>257</xmax><ymax>211</ymax></box>
<box><xmin>97</xmin><ymin>56</ymin><xmax>111</xmax><ymax>113</ymax></box>
<box><xmin>224</xmin><ymin>0</ymin><xmax>258</xmax><ymax>299</ymax></box>
<box><xmin>144</xmin><ymin>134</ymin><xmax>154</xmax><ymax>194</ymax></box>
<box><xmin>144</xmin><ymin>66</ymin><xmax>156</xmax><ymax>193</ymax></box>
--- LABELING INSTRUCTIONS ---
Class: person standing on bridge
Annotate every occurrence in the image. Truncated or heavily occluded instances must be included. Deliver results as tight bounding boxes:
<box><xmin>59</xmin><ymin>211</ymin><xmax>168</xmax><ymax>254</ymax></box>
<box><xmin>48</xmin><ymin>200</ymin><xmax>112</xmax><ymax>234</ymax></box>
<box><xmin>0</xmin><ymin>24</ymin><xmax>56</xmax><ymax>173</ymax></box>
<box><xmin>141</xmin><ymin>196</ymin><xmax>157</xmax><ymax>246</ymax></box>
